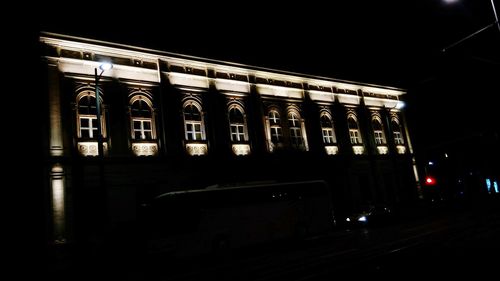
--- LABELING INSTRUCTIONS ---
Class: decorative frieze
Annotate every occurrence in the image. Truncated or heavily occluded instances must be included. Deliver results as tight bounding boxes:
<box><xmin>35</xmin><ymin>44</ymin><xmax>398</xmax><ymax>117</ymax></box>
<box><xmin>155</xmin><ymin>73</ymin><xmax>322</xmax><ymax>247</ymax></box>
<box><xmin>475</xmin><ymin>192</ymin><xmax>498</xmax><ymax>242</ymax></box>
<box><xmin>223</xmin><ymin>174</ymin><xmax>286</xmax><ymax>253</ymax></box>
<box><xmin>232</xmin><ymin>144</ymin><xmax>251</xmax><ymax>156</ymax></box>
<box><xmin>132</xmin><ymin>143</ymin><xmax>158</xmax><ymax>156</ymax></box>
<box><xmin>325</xmin><ymin>146</ymin><xmax>339</xmax><ymax>155</ymax></box>
<box><xmin>186</xmin><ymin>143</ymin><xmax>208</xmax><ymax>156</ymax></box>
<box><xmin>77</xmin><ymin>141</ymin><xmax>108</xmax><ymax>156</ymax></box>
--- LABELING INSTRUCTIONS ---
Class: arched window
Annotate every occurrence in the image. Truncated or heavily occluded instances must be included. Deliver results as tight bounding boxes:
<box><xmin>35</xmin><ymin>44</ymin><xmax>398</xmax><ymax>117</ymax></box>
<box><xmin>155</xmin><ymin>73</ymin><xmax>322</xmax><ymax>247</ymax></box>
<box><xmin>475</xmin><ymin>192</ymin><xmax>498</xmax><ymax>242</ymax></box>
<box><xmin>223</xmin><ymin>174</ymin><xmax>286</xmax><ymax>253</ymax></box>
<box><xmin>268</xmin><ymin>109</ymin><xmax>282</xmax><ymax>144</ymax></box>
<box><xmin>391</xmin><ymin>119</ymin><xmax>404</xmax><ymax>145</ymax></box>
<box><xmin>372</xmin><ymin>118</ymin><xmax>385</xmax><ymax>145</ymax></box>
<box><xmin>77</xmin><ymin>92</ymin><xmax>104</xmax><ymax>139</ymax></box>
<box><xmin>228</xmin><ymin>106</ymin><xmax>246</xmax><ymax>142</ymax></box>
<box><xmin>184</xmin><ymin>102</ymin><xmax>204</xmax><ymax>141</ymax></box>
<box><xmin>288</xmin><ymin>111</ymin><xmax>303</xmax><ymax>146</ymax></box>
<box><xmin>347</xmin><ymin>115</ymin><xmax>362</xmax><ymax>144</ymax></box>
<box><xmin>130</xmin><ymin>97</ymin><xmax>154</xmax><ymax>140</ymax></box>
<box><xmin>320</xmin><ymin>113</ymin><xmax>336</xmax><ymax>144</ymax></box>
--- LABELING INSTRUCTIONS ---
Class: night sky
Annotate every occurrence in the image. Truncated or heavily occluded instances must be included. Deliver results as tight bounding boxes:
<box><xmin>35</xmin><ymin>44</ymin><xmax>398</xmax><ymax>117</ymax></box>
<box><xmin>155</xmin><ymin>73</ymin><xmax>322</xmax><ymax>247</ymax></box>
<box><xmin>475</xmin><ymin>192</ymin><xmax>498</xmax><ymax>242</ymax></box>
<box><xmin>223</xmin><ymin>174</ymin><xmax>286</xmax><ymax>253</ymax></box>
<box><xmin>37</xmin><ymin>0</ymin><xmax>500</xmax><ymax>153</ymax></box>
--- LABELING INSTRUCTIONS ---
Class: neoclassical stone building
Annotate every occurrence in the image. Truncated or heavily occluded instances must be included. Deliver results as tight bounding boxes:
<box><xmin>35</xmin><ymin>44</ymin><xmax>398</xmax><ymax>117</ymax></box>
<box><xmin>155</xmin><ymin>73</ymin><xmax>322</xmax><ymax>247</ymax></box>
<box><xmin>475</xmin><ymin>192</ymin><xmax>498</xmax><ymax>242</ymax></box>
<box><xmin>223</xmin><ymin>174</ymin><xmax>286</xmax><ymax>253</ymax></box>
<box><xmin>40</xmin><ymin>32</ymin><xmax>420</xmax><ymax>245</ymax></box>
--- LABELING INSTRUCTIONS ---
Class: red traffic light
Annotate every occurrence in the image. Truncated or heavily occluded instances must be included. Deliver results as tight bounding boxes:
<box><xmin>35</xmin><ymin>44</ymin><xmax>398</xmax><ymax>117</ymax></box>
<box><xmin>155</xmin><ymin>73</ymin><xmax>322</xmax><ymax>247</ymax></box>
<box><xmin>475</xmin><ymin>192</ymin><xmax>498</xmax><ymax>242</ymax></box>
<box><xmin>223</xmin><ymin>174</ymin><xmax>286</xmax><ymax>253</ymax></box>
<box><xmin>425</xmin><ymin>176</ymin><xmax>436</xmax><ymax>185</ymax></box>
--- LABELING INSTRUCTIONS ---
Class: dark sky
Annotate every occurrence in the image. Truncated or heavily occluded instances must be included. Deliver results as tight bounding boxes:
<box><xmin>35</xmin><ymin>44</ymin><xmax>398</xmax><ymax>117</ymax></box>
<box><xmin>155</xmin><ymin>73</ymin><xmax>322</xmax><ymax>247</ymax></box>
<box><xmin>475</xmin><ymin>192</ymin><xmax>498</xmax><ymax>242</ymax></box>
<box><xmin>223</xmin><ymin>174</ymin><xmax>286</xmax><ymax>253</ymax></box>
<box><xmin>38</xmin><ymin>0</ymin><xmax>500</xmax><ymax>152</ymax></box>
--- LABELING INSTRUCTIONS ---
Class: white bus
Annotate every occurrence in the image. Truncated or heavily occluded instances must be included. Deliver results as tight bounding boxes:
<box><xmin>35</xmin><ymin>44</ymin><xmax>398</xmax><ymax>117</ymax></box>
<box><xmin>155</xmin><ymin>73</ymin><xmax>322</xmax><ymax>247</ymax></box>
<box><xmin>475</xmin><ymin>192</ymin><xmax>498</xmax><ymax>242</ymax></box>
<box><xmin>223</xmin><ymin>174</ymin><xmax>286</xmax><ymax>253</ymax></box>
<box><xmin>141</xmin><ymin>180</ymin><xmax>335</xmax><ymax>257</ymax></box>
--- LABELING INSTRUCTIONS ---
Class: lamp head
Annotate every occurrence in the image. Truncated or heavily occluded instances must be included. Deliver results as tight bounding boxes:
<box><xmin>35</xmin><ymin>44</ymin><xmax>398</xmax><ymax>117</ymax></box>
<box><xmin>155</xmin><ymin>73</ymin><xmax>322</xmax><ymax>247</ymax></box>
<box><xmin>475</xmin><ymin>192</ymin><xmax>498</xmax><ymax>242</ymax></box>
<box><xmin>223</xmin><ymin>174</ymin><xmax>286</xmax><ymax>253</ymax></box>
<box><xmin>395</xmin><ymin>101</ymin><xmax>405</xmax><ymax>109</ymax></box>
<box><xmin>99</xmin><ymin>62</ymin><xmax>113</xmax><ymax>71</ymax></box>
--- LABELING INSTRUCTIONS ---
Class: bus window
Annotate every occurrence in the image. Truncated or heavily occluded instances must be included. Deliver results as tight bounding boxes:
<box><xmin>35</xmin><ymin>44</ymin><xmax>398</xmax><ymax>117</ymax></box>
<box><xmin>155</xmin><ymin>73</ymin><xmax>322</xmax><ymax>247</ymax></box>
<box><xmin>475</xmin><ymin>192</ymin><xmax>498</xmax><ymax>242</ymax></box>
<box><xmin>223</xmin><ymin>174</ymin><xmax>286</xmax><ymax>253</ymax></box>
<box><xmin>142</xmin><ymin>180</ymin><xmax>334</xmax><ymax>257</ymax></box>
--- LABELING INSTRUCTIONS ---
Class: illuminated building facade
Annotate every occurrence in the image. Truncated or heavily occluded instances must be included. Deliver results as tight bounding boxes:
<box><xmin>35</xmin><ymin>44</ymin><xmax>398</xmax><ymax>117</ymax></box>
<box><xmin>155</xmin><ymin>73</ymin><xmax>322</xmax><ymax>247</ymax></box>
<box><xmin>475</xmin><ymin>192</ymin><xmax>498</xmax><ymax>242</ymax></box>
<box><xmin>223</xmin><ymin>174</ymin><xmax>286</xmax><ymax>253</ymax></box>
<box><xmin>40</xmin><ymin>32</ymin><xmax>420</xmax><ymax>245</ymax></box>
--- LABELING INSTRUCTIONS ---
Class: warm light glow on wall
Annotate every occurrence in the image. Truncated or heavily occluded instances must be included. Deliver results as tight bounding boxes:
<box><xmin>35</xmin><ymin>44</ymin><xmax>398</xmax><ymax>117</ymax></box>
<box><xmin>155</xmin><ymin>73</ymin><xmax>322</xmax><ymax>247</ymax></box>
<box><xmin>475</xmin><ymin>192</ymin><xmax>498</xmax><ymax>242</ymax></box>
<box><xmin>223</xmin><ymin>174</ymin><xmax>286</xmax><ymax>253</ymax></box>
<box><xmin>352</xmin><ymin>145</ymin><xmax>364</xmax><ymax>155</ymax></box>
<box><xmin>396</xmin><ymin>145</ymin><xmax>406</xmax><ymax>154</ymax></box>
<box><xmin>232</xmin><ymin>144</ymin><xmax>251</xmax><ymax>156</ymax></box>
<box><xmin>132</xmin><ymin>143</ymin><xmax>158</xmax><ymax>156</ymax></box>
<box><xmin>186</xmin><ymin>143</ymin><xmax>208</xmax><ymax>156</ymax></box>
<box><xmin>325</xmin><ymin>146</ymin><xmax>339</xmax><ymax>155</ymax></box>
<box><xmin>51</xmin><ymin>164</ymin><xmax>66</xmax><ymax>244</ymax></box>
<box><xmin>78</xmin><ymin>141</ymin><xmax>108</xmax><ymax>156</ymax></box>
<box><xmin>377</xmin><ymin>146</ymin><xmax>389</xmax><ymax>155</ymax></box>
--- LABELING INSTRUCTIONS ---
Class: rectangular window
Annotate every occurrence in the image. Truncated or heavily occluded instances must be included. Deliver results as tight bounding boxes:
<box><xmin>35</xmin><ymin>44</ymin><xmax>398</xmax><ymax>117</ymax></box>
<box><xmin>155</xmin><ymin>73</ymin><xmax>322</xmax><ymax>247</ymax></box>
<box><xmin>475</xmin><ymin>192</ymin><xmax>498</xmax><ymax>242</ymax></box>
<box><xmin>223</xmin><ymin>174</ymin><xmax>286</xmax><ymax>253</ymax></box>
<box><xmin>322</xmin><ymin>128</ymin><xmax>335</xmax><ymax>144</ymax></box>
<box><xmin>186</xmin><ymin>122</ymin><xmax>203</xmax><ymax>141</ymax></box>
<box><xmin>79</xmin><ymin>116</ymin><xmax>97</xmax><ymax>138</ymax></box>
<box><xmin>271</xmin><ymin>127</ymin><xmax>282</xmax><ymax>143</ymax></box>
<box><xmin>394</xmin><ymin>132</ymin><xmax>404</xmax><ymax>145</ymax></box>
<box><xmin>133</xmin><ymin>119</ymin><xmax>153</xmax><ymax>140</ymax></box>
<box><xmin>230</xmin><ymin>124</ymin><xmax>245</xmax><ymax>142</ymax></box>
<box><xmin>290</xmin><ymin>128</ymin><xmax>303</xmax><ymax>146</ymax></box>
<box><xmin>349</xmin><ymin>130</ymin><xmax>362</xmax><ymax>144</ymax></box>
<box><xmin>374</xmin><ymin>131</ymin><xmax>384</xmax><ymax>145</ymax></box>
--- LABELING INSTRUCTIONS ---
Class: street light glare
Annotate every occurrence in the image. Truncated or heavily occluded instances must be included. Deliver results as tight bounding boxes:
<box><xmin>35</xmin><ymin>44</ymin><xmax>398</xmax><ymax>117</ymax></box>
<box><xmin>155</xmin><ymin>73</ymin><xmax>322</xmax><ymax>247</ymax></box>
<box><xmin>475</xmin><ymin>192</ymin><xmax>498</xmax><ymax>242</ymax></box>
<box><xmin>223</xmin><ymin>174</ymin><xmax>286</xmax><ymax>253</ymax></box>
<box><xmin>99</xmin><ymin>62</ymin><xmax>113</xmax><ymax>71</ymax></box>
<box><xmin>443</xmin><ymin>0</ymin><xmax>458</xmax><ymax>4</ymax></box>
<box><xmin>396</xmin><ymin>101</ymin><xmax>405</xmax><ymax>109</ymax></box>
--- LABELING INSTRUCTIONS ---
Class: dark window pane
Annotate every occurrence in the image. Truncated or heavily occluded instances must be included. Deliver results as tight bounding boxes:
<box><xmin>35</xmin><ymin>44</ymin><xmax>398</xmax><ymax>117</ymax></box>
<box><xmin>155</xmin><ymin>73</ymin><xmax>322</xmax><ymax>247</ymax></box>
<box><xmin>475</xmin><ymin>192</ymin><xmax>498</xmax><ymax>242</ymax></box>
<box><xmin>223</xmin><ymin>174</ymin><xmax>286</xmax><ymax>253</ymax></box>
<box><xmin>229</xmin><ymin>108</ymin><xmax>244</xmax><ymax>123</ymax></box>
<box><xmin>132</xmin><ymin>100</ymin><xmax>152</xmax><ymax>118</ymax></box>
<box><xmin>91</xmin><ymin>119</ymin><xmax>98</xmax><ymax>128</ymax></box>
<box><xmin>143</xmin><ymin>122</ymin><xmax>151</xmax><ymax>130</ymax></box>
<box><xmin>321</xmin><ymin>115</ymin><xmax>332</xmax><ymax>128</ymax></box>
<box><xmin>81</xmin><ymin>119</ymin><xmax>89</xmax><ymax>127</ymax></box>
<box><xmin>392</xmin><ymin>121</ymin><xmax>401</xmax><ymax>132</ymax></box>
<box><xmin>184</xmin><ymin>104</ymin><xmax>201</xmax><ymax>121</ymax></box>
<box><xmin>81</xmin><ymin>130</ymin><xmax>90</xmax><ymax>138</ymax></box>
<box><xmin>134</xmin><ymin>121</ymin><xmax>141</xmax><ymax>130</ymax></box>
<box><xmin>348</xmin><ymin>118</ymin><xmax>358</xmax><ymax>129</ymax></box>
<box><xmin>373</xmin><ymin>120</ymin><xmax>382</xmax><ymax>130</ymax></box>
<box><xmin>145</xmin><ymin>132</ymin><xmax>152</xmax><ymax>139</ymax></box>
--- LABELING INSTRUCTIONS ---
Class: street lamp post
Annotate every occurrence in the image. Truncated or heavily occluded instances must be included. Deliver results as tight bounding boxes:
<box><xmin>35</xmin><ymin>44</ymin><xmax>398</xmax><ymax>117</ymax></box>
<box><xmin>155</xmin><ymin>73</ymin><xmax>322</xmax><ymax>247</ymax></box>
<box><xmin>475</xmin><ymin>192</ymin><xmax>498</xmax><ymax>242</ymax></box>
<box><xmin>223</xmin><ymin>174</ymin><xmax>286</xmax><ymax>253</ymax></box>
<box><xmin>94</xmin><ymin>62</ymin><xmax>113</xmax><ymax>157</ymax></box>
<box><xmin>491</xmin><ymin>0</ymin><xmax>500</xmax><ymax>31</ymax></box>
<box><xmin>443</xmin><ymin>0</ymin><xmax>500</xmax><ymax>52</ymax></box>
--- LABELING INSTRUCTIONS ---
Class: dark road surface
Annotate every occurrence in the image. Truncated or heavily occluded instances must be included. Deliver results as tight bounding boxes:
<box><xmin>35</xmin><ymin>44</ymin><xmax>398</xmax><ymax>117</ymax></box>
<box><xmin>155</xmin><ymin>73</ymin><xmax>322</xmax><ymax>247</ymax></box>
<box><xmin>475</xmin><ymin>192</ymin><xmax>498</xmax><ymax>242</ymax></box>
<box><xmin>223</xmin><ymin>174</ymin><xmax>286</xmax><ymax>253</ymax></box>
<box><xmin>47</xmin><ymin>199</ymin><xmax>500</xmax><ymax>280</ymax></box>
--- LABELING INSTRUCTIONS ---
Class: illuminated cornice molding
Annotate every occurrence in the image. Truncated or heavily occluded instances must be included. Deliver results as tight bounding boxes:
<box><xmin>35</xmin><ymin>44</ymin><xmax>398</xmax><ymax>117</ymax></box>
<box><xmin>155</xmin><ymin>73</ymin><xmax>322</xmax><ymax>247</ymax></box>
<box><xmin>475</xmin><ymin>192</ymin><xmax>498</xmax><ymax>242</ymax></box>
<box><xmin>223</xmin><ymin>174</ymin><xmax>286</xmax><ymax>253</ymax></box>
<box><xmin>309</xmin><ymin>90</ymin><xmax>335</xmax><ymax>103</ymax></box>
<box><xmin>41</xmin><ymin>33</ymin><xmax>407</xmax><ymax>100</ymax></box>
<box><xmin>50</xmin><ymin>57</ymin><xmax>159</xmax><ymax>83</ymax></box>
<box><xmin>40</xmin><ymin>35</ymin><xmax>159</xmax><ymax>63</ymax></box>
<box><xmin>256</xmin><ymin>84</ymin><xmax>304</xmax><ymax>100</ymax></box>
<box><xmin>363</xmin><ymin>96</ymin><xmax>399</xmax><ymax>108</ymax></box>
<box><xmin>360</xmin><ymin>86</ymin><xmax>404</xmax><ymax>97</ymax></box>
<box><xmin>336</xmin><ymin>93</ymin><xmax>361</xmax><ymax>105</ymax></box>
<box><xmin>214</xmin><ymin>78</ymin><xmax>250</xmax><ymax>94</ymax></box>
<box><xmin>167</xmin><ymin>72</ymin><xmax>209</xmax><ymax>89</ymax></box>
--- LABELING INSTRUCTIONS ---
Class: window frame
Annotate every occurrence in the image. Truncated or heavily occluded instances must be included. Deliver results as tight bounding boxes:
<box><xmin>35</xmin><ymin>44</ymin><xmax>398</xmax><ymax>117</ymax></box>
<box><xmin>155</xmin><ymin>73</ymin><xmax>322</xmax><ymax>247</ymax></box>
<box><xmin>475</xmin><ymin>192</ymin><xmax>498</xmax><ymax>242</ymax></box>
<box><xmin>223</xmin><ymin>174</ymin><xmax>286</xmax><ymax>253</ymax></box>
<box><xmin>130</xmin><ymin>95</ymin><xmax>156</xmax><ymax>141</ymax></box>
<box><xmin>347</xmin><ymin>114</ymin><xmax>362</xmax><ymax>145</ymax></box>
<box><xmin>320</xmin><ymin>111</ymin><xmax>337</xmax><ymax>145</ymax></box>
<box><xmin>183</xmin><ymin>100</ymin><xmax>206</xmax><ymax>142</ymax></box>
<box><xmin>76</xmin><ymin>91</ymin><xmax>106</xmax><ymax>140</ymax></box>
